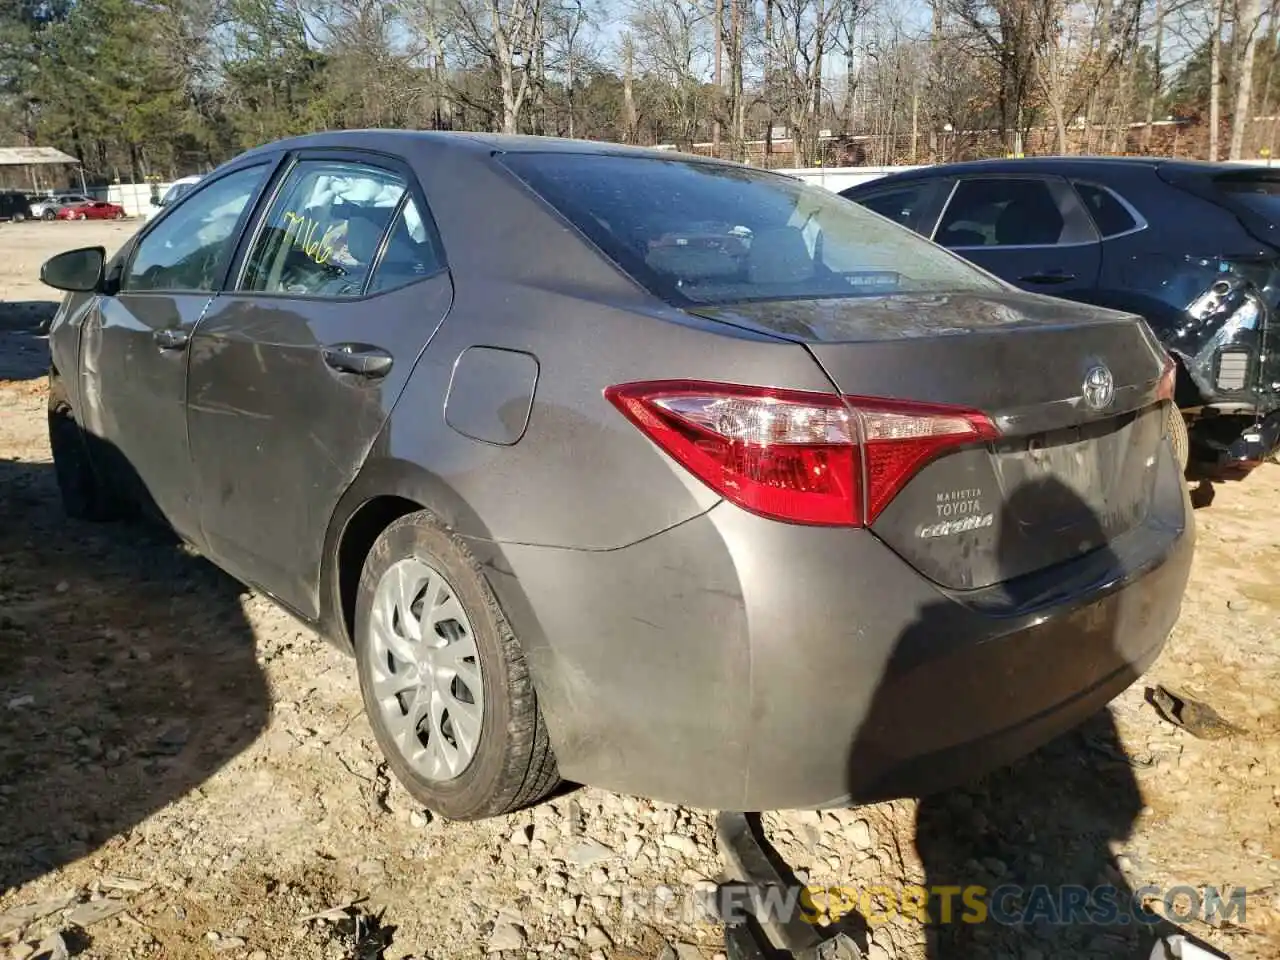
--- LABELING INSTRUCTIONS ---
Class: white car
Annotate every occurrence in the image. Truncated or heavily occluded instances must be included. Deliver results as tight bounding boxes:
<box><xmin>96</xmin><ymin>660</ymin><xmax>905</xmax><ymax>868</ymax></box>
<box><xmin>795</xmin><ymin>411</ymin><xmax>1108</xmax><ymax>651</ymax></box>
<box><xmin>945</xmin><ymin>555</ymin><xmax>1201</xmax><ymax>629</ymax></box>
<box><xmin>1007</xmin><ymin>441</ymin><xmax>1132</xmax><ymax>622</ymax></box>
<box><xmin>144</xmin><ymin>175</ymin><xmax>203</xmax><ymax>222</ymax></box>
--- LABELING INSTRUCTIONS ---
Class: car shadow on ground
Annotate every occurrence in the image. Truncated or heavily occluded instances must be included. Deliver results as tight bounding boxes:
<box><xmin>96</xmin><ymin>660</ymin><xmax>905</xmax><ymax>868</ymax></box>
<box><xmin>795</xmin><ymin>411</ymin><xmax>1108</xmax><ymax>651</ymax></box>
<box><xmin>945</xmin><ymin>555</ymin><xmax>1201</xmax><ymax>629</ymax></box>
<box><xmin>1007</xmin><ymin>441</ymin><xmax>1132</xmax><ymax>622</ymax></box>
<box><xmin>0</xmin><ymin>454</ymin><xmax>270</xmax><ymax>894</ymax></box>
<box><xmin>842</xmin><ymin>477</ymin><xmax>1187</xmax><ymax>958</ymax></box>
<box><xmin>0</xmin><ymin>302</ymin><xmax>59</xmax><ymax>382</ymax></box>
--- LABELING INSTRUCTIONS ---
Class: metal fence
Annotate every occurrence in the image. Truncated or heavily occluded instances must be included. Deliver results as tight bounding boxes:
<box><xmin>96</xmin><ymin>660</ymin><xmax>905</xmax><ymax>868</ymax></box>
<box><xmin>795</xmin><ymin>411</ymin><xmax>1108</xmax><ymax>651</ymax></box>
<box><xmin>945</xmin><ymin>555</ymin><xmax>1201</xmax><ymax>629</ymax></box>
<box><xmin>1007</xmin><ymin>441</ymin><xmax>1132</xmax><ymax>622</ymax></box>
<box><xmin>666</xmin><ymin>118</ymin><xmax>1280</xmax><ymax>169</ymax></box>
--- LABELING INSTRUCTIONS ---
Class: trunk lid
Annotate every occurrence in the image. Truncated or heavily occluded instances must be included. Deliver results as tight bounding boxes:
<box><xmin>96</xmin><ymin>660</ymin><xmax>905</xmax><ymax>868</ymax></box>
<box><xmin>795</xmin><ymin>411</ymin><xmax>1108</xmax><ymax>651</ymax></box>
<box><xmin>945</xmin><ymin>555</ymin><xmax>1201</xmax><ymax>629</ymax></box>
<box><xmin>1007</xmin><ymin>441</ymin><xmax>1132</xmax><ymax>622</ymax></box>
<box><xmin>694</xmin><ymin>293</ymin><xmax>1170</xmax><ymax>590</ymax></box>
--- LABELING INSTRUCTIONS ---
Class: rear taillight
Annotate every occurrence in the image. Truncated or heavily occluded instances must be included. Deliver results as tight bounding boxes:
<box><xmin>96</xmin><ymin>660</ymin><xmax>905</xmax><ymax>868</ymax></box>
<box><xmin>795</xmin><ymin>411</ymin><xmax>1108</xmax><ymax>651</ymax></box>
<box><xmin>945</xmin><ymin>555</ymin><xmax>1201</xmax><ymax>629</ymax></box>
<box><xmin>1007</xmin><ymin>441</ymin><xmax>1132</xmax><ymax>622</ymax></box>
<box><xmin>605</xmin><ymin>380</ymin><xmax>998</xmax><ymax>526</ymax></box>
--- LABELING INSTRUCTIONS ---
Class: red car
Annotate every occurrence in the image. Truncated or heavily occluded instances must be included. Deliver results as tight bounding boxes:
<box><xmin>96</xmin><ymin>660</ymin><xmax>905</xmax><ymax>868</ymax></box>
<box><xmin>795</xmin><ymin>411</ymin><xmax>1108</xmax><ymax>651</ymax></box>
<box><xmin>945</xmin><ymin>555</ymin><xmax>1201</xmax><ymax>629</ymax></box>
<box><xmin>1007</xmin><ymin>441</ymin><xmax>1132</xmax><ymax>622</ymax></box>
<box><xmin>56</xmin><ymin>200</ymin><xmax>127</xmax><ymax>221</ymax></box>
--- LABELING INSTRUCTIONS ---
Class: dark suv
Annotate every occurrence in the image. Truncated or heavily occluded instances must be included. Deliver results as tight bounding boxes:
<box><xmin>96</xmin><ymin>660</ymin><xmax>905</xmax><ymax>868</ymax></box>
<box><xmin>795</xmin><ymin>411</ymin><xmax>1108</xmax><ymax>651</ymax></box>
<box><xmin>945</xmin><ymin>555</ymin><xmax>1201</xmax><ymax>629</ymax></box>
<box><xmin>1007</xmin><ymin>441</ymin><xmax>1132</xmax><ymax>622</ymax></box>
<box><xmin>0</xmin><ymin>190</ymin><xmax>33</xmax><ymax>222</ymax></box>
<box><xmin>842</xmin><ymin>158</ymin><xmax>1280</xmax><ymax>479</ymax></box>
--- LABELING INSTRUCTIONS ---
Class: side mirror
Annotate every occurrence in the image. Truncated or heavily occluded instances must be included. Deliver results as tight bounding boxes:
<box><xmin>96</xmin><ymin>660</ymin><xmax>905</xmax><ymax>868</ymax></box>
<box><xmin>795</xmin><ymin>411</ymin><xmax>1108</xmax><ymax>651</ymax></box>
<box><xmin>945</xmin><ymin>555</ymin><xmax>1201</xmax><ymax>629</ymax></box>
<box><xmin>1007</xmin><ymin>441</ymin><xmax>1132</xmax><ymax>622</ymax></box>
<box><xmin>41</xmin><ymin>246</ymin><xmax>105</xmax><ymax>293</ymax></box>
<box><xmin>150</xmin><ymin>197</ymin><xmax>161</xmax><ymax>206</ymax></box>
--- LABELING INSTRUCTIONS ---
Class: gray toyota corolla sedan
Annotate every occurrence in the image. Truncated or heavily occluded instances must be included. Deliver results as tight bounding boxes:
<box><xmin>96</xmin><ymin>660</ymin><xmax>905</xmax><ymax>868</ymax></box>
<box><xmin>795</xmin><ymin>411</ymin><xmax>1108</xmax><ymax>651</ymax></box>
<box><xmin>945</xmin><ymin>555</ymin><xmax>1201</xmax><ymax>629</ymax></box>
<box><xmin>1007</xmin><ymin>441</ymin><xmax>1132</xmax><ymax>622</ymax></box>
<box><xmin>39</xmin><ymin>132</ymin><xmax>1193</xmax><ymax>819</ymax></box>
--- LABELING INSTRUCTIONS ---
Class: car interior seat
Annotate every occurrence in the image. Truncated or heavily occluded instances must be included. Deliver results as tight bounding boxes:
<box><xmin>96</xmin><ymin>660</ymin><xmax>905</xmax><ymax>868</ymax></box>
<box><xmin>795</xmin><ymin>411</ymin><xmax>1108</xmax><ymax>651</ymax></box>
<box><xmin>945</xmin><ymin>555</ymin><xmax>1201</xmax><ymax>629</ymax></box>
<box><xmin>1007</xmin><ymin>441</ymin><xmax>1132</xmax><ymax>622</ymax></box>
<box><xmin>994</xmin><ymin>194</ymin><xmax>1065</xmax><ymax>246</ymax></box>
<box><xmin>747</xmin><ymin>226</ymin><xmax>816</xmax><ymax>284</ymax></box>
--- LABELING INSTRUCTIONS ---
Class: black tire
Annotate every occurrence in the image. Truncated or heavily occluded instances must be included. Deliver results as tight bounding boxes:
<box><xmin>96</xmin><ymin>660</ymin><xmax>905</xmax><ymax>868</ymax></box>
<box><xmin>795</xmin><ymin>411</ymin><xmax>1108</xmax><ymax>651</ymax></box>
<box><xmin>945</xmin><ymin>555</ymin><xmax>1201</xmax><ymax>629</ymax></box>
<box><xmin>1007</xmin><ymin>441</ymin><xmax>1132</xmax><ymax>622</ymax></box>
<box><xmin>1166</xmin><ymin>402</ymin><xmax>1190</xmax><ymax>473</ymax></box>
<box><xmin>42</xmin><ymin>209</ymin><xmax>55</xmax><ymax>221</ymax></box>
<box><xmin>11</xmin><ymin>212</ymin><xmax>24</xmax><ymax>223</ymax></box>
<box><xmin>47</xmin><ymin>387</ymin><xmax>125</xmax><ymax>521</ymax></box>
<box><xmin>354</xmin><ymin>511</ymin><xmax>559</xmax><ymax>820</ymax></box>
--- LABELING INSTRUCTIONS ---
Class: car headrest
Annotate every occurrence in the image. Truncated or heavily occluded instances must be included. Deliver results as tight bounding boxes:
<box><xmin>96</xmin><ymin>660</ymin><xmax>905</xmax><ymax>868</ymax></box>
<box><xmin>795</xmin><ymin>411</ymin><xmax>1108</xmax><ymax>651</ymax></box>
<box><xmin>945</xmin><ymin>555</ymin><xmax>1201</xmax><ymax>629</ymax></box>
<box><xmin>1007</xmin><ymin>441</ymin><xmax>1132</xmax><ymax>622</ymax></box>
<box><xmin>994</xmin><ymin>196</ymin><xmax>1064</xmax><ymax>246</ymax></box>
<box><xmin>343</xmin><ymin>206</ymin><xmax>393</xmax><ymax>263</ymax></box>
<box><xmin>747</xmin><ymin>226</ymin><xmax>815</xmax><ymax>285</ymax></box>
<box><xmin>644</xmin><ymin>244</ymin><xmax>740</xmax><ymax>282</ymax></box>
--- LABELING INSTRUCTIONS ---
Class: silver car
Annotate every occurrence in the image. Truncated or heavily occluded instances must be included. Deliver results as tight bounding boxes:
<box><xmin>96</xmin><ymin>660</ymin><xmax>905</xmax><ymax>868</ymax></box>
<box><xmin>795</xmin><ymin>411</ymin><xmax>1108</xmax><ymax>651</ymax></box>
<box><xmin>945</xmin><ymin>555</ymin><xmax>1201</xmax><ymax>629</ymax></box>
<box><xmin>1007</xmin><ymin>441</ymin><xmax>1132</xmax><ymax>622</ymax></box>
<box><xmin>39</xmin><ymin>132</ymin><xmax>1194</xmax><ymax>820</ymax></box>
<box><xmin>31</xmin><ymin>193</ymin><xmax>93</xmax><ymax>221</ymax></box>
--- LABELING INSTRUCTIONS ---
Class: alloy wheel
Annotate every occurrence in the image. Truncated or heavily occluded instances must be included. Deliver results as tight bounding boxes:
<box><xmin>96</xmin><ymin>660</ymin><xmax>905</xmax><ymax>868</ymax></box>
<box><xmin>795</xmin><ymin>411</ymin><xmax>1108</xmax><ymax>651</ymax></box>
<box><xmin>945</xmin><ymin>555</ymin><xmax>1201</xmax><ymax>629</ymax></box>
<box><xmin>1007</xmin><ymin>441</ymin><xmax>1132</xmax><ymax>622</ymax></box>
<box><xmin>365</xmin><ymin>557</ymin><xmax>484</xmax><ymax>782</ymax></box>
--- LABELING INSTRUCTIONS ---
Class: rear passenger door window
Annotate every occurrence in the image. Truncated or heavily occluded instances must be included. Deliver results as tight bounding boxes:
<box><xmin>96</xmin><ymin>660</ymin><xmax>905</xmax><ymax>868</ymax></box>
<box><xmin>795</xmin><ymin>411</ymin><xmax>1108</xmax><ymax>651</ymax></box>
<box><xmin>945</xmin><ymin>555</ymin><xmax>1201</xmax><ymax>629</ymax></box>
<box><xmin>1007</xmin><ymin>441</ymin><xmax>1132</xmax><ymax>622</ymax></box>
<box><xmin>934</xmin><ymin>177</ymin><xmax>1095</xmax><ymax>248</ymax></box>
<box><xmin>367</xmin><ymin>197</ymin><xmax>445</xmax><ymax>294</ymax></box>
<box><xmin>240</xmin><ymin>160</ymin><xmax>407</xmax><ymax>298</ymax></box>
<box><xmin>933</xmin><ymin>176</ymin><xmax>1102</xmax><ymax>295</ymax></box>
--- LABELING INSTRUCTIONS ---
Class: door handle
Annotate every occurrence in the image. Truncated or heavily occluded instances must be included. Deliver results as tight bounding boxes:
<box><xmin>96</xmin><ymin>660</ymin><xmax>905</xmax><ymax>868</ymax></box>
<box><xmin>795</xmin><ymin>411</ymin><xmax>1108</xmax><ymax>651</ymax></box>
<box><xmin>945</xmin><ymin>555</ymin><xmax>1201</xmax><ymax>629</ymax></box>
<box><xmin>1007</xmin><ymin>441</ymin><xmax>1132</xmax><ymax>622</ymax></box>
<box><xmin>322</xmin><ymin>343</ymin><xmax>394</xmax><ymax>378</ymax></box>
<box><xmin>1018</xmin><ymin>271</ymin><xmax>1076</xmax><ymax>285</ymax></box>
<box><xmin>153</xmin><ymin>328</ymin><xmax>190</xmax><ymax>350</ymax></box>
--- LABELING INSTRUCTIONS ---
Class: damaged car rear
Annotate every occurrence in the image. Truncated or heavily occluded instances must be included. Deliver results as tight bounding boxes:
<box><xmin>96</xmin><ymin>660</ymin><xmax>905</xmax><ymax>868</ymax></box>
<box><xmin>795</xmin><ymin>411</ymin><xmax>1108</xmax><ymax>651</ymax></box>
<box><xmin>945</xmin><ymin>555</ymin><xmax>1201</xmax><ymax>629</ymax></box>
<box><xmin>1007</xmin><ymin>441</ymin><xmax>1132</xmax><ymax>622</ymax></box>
<box><xmin>841</xmin><ymin>158</ymin><xmax>1280</xmax><ymax>478</ymax></box>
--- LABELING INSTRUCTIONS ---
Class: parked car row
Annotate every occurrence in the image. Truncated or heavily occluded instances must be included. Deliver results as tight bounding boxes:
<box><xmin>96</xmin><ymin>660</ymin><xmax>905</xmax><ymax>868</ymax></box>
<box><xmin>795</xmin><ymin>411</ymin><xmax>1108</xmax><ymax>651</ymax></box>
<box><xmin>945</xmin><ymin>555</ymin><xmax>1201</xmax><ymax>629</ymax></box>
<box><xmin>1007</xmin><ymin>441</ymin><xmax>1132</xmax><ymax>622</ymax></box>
<box><xmin>840</xmin><ymin>157</ymin><xmax>1280</xmax><ymax>481</ymax></box>
<box><xmin>0</xmin><ymin>191</ymin><xmax>129</xmax><ymax>222</ymax></box>
<box><xmin>10</xmin><ymin>176</ymin><xmax>205</xmax><ymax>224</ymax></box>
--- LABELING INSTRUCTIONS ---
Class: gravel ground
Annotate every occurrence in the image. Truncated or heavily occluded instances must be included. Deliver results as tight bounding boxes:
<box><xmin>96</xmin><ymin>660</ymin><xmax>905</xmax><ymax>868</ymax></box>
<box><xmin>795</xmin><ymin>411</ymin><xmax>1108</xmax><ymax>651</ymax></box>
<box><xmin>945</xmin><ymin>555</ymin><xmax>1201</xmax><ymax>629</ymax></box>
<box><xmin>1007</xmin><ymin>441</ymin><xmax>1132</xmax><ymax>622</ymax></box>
<box><xmin>1</xmin><ymin>220</ymin><xmax>1278</xmax><ymax>960</ymax></box>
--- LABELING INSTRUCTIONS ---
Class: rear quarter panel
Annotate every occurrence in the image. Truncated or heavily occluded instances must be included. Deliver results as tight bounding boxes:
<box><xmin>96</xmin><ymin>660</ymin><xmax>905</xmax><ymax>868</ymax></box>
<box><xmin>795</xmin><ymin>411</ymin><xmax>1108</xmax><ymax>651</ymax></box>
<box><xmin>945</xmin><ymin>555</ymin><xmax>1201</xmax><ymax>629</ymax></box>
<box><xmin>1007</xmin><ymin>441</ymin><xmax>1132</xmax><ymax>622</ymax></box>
<box><xmin>380</xmin><ymin>141</ymin><xmax>841</xmax><ymax>551</ymax></box>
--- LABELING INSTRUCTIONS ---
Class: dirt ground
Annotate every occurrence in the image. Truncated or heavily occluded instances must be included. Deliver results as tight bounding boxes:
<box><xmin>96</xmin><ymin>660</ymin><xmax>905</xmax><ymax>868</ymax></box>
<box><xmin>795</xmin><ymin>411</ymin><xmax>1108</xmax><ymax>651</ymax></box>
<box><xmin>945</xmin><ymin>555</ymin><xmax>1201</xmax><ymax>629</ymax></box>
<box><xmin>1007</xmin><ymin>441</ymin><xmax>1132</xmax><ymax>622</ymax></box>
<box><xmin>1</xmin><ymin>220</ymin><xmax>1278</xmax><ymax>960</ymax></box>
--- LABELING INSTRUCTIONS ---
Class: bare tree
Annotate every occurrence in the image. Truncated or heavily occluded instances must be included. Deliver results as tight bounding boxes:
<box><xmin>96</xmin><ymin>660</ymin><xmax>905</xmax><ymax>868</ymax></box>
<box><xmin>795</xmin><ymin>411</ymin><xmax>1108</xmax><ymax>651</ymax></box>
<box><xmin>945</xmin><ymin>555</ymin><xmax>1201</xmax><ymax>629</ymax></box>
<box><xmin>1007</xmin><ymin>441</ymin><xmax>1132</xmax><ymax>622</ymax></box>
<box><xmin>764</xmin><ymin>0</ymin><xmax>842</xmax><ymax>163</ymax></box>
<box><xmin>621</xmin><ymin>30</ymin><xmax>638</xmax><ymax>141</ymax></box>
<box><xmin>544</xmin><ymin>0</ymin><xmax>592</xmax><ymax>136</ymax></box>
<box><xmin>628</xmin><ymin>0</ymin><xmax>711</xmax><ymax>146</ymax></box>
<box><xmin>948</xmin><ymin>0</ymin><xmax>1054</xmax><ymax>147</ymax></box>
<box><xmin>1141</xmin><ymin>0</ymin><xmax>1164</xmax><ymax>149</ymax></box>
<box><xmin>488</xmin><ymin>0</ymin><xmax>545</xmax><ymax>132</ymax></box>
<box><xmin>728</xmin><ymin>0</ymin><xmax>746</xmax><ymax>154</ymax></box>
<box><xmin>1210</xmin><ymin>0</ymin><xmax>1224</xmax><ymax>158</ymax></box>
<box><xmin>832</xmin><ymin>0</ymin><xmax>868</xmax><ymax>134</ymax></box>
<box><xmin>1231</xmin><ymin>0</ymin><xmax>1266</xmax><ymax>157</ymax></box>
<box><xmin>1036</xmin><ymin>0</ymin><xmax>1092</xmax><ymax>152</ymax></box>
<box><xmin>316</xmin><ymin>0</ymin><xmax>417</xmax><ymax>128</ymax></box>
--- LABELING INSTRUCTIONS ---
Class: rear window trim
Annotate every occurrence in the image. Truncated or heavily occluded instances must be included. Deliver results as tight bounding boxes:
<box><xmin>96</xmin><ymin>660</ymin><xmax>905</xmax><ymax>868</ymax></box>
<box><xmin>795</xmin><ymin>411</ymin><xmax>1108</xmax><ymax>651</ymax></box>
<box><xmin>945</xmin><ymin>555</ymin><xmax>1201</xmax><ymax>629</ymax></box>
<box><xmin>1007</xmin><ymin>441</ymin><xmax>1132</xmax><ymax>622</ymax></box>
<box><xmin>847</xmin><ymin>177</ymin><xmax>952</xmax><ymax>236</ymax></box>
<box><xmin>497</xmin><ymin>150</ymin><xmax>1000</xmax><ymax>308</ymax></box>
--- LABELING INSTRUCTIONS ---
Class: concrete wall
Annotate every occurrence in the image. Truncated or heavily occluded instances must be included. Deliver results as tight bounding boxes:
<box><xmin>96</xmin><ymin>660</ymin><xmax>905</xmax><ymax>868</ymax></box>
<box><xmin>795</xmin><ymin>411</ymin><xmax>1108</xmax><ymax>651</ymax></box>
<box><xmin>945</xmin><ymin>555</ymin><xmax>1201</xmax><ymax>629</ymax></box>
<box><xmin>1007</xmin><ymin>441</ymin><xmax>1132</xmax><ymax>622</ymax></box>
<box><xmin>105</xmin><ymin>183</ymin><xmax>163</xmax><ymax>218</ymax></box>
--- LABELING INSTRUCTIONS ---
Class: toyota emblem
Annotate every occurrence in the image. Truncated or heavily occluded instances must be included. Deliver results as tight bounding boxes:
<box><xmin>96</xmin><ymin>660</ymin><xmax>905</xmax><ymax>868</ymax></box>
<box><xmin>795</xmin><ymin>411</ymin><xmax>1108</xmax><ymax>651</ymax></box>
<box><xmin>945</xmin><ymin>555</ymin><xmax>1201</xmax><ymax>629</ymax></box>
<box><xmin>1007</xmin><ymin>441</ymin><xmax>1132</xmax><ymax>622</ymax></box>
<box><xmin>1082</xmin><ymin>364</ymin><xmax>1115</xmax><ymax>410</ymax></box>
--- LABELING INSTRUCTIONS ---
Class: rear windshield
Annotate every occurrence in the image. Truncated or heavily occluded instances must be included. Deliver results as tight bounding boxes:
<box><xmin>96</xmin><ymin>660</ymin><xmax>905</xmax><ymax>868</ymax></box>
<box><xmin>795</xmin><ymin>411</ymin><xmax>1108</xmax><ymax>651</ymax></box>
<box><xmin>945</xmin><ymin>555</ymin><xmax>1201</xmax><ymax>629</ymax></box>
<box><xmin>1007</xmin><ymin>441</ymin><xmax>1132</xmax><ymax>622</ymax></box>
<box><xmin>1214</xmin><ymin>176</ymin><xmax>1280</xmax><ymax>220</ymax></box>
<box><xmin>501</xmin><ymin>153</ymin><xmax>1002</xmax><ymax>305</ymax></box>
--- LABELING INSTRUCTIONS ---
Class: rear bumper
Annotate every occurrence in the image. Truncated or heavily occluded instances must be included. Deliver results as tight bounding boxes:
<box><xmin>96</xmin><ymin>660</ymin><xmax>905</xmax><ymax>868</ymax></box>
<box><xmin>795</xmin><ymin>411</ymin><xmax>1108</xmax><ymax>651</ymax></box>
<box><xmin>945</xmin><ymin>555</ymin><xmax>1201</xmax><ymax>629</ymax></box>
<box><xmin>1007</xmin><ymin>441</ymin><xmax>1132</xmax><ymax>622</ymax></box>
<box><xmin>483</xmin><ymin>447</ymin><xmax>1193</xmax><ymax>811</ymax></box>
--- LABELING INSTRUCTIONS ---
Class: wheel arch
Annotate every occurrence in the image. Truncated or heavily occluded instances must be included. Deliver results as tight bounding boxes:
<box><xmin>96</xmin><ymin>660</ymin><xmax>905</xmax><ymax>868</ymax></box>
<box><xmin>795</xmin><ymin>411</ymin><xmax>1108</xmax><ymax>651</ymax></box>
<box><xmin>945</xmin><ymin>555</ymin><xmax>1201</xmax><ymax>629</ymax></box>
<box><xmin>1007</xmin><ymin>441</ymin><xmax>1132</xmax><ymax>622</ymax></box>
<box><xmin>319</xmin><ymin>456</ymin><xmax>506</xmax><ymax>653</ymax></box>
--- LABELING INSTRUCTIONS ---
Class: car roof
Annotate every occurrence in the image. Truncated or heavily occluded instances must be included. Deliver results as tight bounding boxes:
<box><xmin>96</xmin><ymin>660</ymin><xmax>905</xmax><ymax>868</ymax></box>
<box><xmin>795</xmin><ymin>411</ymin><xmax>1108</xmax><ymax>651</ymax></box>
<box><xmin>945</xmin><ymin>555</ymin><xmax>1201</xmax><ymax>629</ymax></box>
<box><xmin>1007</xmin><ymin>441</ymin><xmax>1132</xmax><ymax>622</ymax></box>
<box><xmin>845</xmin><ymin>155</ymin><xmax>1276</xmax><ymax>189</ymax></box>
<box><xmin>237</xmin><ymin>129</ymin><xmax>736</xmax><ymax>166</ymax></box>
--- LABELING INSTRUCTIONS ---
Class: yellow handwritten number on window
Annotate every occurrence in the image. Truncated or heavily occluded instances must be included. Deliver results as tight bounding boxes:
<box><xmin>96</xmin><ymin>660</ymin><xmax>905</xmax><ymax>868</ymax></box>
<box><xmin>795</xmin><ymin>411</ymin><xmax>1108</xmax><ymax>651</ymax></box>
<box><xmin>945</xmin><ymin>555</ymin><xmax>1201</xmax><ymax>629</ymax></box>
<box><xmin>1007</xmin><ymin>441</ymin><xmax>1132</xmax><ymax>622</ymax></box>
<box><xmin>281</xmin><ymin>210</ymin><xmax>341</xmax><ymax>266</ymax></box>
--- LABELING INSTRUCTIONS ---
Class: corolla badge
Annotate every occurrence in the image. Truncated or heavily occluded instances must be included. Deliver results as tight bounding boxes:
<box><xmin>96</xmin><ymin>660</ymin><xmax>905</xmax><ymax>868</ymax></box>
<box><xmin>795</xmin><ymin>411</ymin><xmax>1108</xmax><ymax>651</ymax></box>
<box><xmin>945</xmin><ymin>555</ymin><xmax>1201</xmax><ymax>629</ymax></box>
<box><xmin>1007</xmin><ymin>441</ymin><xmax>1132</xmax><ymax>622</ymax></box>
<box><xmin>1082</xmin><ymin>364</ymin><xmax>1115</xmax><ymax>410</ymax></box>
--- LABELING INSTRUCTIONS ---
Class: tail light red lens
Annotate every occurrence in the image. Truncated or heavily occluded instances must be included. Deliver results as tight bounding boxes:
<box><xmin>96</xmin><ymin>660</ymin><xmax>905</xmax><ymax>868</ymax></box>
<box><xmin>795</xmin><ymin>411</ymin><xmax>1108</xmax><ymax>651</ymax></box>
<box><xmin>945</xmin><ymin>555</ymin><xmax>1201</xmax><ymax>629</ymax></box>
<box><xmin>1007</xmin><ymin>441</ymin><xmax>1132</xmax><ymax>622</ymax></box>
<box><xmin>605</xmin><ymin>380</ymin><xmax>998</xmax><ymax>526</ymax></box>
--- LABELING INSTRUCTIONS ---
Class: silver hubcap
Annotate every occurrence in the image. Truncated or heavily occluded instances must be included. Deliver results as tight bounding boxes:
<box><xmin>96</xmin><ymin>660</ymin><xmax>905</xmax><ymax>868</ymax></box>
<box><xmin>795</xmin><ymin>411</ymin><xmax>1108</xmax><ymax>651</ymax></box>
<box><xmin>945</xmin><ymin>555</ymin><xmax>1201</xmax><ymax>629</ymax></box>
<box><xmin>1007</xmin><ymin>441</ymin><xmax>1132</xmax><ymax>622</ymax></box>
<box><xmin>366</xmin><ymin>558</ymin><xmax>484</xmax><ymax>782</ymax></box>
